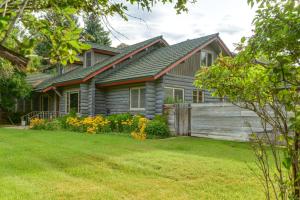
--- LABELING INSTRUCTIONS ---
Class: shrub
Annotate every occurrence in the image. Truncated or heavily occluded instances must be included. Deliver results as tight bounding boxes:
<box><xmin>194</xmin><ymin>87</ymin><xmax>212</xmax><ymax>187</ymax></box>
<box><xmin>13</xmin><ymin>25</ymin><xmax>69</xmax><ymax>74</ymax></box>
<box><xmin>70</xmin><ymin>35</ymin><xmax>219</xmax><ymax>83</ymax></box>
<box><xmin>145</xmin><ymin>120</ymin><xmax>170</xmax><ymax>138</ymax></box>
<box><xmin>29</xmin><ymin>118</ymin><xmax>46</xmax><ymax>129</ymax></box>
<box><xmin>153</xmin><ymin>114</ymin><xmax>168</xmax><ymax>125</ymax></box>
<box><xmin>106</xmin><ymin>113</ymin><xmax>133</xmax><ymax>132</ymax></box>
<box><xmin>44</xmin><ymin>119</ymin><xmax>61</xmax><ymax>131</ymax></box>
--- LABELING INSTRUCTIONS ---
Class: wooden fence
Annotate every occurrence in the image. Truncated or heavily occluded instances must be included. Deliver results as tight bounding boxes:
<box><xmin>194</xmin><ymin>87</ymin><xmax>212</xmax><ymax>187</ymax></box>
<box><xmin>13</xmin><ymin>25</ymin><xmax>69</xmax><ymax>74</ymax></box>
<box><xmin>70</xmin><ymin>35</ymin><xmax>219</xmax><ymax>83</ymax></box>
<box><xmin>164</xmin><ymin>103</ymin><xmax>268</xmax><ymax>141</ymax></box>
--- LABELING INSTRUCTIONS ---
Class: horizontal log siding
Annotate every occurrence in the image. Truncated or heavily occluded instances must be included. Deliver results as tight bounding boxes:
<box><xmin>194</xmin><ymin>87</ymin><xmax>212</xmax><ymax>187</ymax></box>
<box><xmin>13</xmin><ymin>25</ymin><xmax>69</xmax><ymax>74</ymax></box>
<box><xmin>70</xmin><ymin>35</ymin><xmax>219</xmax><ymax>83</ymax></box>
<box><xmin>104</xmin><ymin>84</ymin><xmax>146</xmax><ymax>115</ymax></box>
<box><xmin>88</xmin><ymin>79</ymin><xmax>96</xmax><ymax>116</ymax></box>
<box><xmin>95</xmin><ymin>88</ymin><xmax>106</xmax><ymax>115</ymax></box>
<box><xmin>145</xmin><ymin>82</ymin><xmax>156</xmax><ymax>118</ymax></box>
<box><xmin>163</xmin><ymin>73</ymin><xmax>222</xmax><ymax>103</ymax></box>
<box><xmin>80</xmin><ymin>84</ymin><xmax>89</xmax><ymax>116</ymax></box>
<box><xmin>155</xmin><ymin>78</ymin><xmax>165</xmax><ymax>115</ymax></box>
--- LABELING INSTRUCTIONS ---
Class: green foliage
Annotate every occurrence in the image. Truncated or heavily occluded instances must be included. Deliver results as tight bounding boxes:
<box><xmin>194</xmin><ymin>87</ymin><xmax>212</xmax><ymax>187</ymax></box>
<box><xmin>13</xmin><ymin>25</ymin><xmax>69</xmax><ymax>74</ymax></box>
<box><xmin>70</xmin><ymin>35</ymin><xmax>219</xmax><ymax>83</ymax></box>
<box><xmin>153</xmin><ymin>114</ymin><xmax>168</xmax><ymax>125</ymax></box>
<box><xmin>0</xmin><ymin>64</ymin><xmax>31</xmax><ymax>111</ymax></box>
<box><xmin>106</xmin><ymin>113</ymin><xmax>135</xmax><ymax>132</ymax></box>
<box><xmin>82</xmin><ymin>13</ymin><xmax>111</xmax><ymax>46</ymax></box>
<box><xmin>194</xmin><ymin>0</ymin><xmax>299</xmax><ymax>198</ymax></box>
<box><xmin>0</xmin><ymin>0</ymin><xmax>189</xmax><ymax>70</ymax></box>
<box><xmin>145</xmin><ymin>120</ymin><xmax>170</xmax><ymax>138</ymax></box>
<box><xmin>44</xmin><ymin>119</ymin><xmax>61</xmax><ymax>131</ymax></box>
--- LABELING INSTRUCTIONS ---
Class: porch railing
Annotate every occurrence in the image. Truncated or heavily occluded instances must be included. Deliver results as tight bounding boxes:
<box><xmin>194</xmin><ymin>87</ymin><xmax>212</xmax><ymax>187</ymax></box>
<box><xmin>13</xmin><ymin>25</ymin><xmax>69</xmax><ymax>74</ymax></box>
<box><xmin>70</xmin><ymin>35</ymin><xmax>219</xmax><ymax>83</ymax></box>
<box><xmin>21</xmin><ymin>111</ymin><xmax>65</xmax><ymax>126</ymax></box>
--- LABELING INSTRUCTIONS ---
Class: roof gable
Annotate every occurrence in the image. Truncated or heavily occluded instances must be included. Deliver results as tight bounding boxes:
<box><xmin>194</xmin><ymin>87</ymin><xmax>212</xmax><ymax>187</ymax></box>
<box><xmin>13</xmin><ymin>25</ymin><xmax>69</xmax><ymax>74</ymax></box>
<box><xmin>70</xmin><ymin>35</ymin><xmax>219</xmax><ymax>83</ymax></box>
<box><xmin>96</xmin><ymin>33</ymin><xmax>226</xmax><ymax>86</ymax></box>
<box><xmin>36</xmin><ymin>36</ymin><xmax>166</xmax><ymax>91</ymax></box>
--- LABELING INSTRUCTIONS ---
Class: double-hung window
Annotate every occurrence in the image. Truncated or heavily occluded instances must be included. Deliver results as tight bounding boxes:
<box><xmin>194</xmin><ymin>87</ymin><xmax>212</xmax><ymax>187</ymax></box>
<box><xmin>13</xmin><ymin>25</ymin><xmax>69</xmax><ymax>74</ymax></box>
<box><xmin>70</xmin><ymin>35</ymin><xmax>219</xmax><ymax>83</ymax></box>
<box><xmin>164</xmin><ymin>87</ymin><xmax>184</xmax><ymax>103</ymax></box>
<box><xmin>130</xmin><ymin>87</ymin><xmax>145</xmax><ymax>110</ymax></box>
<box><xmin>65</xmin><ymin>90</ymin><xmax>80</xmax><ymax>113</ymax></box>
<box><xmin>200</xmin><ymin>51</ymin><xmax>213</xmax><ymax>67</ymax></box>
<box><xmin>193</xmin><ymin>90</ymin><xmax>204</xmax><ymax>103</ymax></box>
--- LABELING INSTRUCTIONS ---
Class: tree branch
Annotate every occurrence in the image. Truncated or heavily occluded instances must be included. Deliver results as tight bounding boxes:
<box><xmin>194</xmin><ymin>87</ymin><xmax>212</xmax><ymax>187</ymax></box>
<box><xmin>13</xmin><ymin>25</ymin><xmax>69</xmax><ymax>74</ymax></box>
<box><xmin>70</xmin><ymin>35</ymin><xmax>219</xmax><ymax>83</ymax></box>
<box><xmin>0</xmin><ymin>44</ymin><xmax>28</xmax><ymax>69</ymax></box>
<box><xmin>0</xmin><ymin>0</ymin><xmax>29</xmax><ymax>45</ymax></box>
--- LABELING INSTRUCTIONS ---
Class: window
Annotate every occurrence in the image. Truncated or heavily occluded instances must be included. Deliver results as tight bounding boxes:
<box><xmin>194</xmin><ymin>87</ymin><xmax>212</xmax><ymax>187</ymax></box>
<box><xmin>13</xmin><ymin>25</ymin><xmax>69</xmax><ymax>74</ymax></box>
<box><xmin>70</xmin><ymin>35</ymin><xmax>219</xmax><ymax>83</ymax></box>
<box><xmin>193</xmin><ymin>90</ymin><xmax>204</xmax><ymax>103</ymax></box>
<box><xmin>200</xmin><ymin>51</ymin><xmax>213</xmax><ymax>67</ymax></box>
<box><xmin>65</xmin><ymin>90</ymin><xmax>80</xmax><ymax>113</ymax></box>
<box><xmin>164</xmin><ymin>87</ymin><xmax>184</xmax><ymax>103</ymax></box>
<box><xmin>40</xmin><ymin>95</ymin><xmax>49</xmax><ymax>111</ymax></box>
<box><xmin>130</xmin><ymin>87</ymin><xmax>145</xmax><ymax>110</ymax></box>
<box><xmin>85</xmin><ymin>51</ymin><xmax>92</xmax><ymax>67</ymax></box>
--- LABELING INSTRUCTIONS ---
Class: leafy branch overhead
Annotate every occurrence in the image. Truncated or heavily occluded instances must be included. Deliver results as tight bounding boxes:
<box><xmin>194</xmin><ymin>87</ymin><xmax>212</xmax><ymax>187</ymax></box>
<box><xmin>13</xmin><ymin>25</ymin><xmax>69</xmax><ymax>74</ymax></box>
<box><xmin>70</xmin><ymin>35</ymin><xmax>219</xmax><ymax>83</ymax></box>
<box><xmin>0</xmin><ymin>0</ymin><xmax>189</xmax><ymax>69</ymax></box>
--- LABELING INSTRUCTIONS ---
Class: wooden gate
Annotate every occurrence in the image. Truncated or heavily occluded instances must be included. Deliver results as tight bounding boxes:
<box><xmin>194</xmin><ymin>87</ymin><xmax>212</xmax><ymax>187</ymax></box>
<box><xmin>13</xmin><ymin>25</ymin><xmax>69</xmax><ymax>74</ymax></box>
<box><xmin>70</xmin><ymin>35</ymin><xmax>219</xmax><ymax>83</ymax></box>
<box><xmin>164</xmin><ymin>104</ymin><xmax>191</xmax><ymax>136</ymax></box>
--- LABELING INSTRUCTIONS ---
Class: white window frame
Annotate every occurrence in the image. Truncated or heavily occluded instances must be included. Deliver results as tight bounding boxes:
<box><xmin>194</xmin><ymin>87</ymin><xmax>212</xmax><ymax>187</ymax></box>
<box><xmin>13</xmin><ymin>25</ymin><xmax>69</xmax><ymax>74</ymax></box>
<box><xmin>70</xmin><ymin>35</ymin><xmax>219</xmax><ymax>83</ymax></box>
<box><xmin>65</xmin><ymin>89</ymin><xmax>80</xmax><ymax>113</ymax></box>
<box><xmin>200</xmin><ymin>50</ymin><xmax>214</xmax><ymax>67</ymax></box>
<box><xmin>193</xmin><ymin>89</ymin><xmax>205</xmax><ymax>103</ymax></box>
<box><xmin>130</xmin><ymin>87</ymin><xmax>145</xmax><ymax>111</ymax></box>
<box><xmin>164</xmin><ymin>87</ymin><xmax>185</xmax><ymax>103</ymax></box>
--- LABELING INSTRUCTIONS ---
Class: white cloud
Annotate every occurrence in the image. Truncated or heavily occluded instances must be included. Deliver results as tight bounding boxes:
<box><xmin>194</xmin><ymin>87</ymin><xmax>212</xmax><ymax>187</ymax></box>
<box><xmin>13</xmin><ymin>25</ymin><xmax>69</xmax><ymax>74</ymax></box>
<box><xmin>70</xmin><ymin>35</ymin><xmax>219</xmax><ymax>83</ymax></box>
<box><xmin>106</xmin><ymin>0</ymin><xmax>256</xmax><ymax>51</ymax></box>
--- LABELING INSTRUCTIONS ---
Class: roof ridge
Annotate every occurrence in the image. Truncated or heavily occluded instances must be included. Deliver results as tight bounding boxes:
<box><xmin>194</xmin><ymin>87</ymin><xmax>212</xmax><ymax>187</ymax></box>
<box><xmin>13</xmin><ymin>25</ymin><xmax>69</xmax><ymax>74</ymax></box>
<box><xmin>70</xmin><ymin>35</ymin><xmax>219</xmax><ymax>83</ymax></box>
<box><xmin>170</xmin><ymin>33</ymin><xmax>218</xmax><ymax>47</ymax></box>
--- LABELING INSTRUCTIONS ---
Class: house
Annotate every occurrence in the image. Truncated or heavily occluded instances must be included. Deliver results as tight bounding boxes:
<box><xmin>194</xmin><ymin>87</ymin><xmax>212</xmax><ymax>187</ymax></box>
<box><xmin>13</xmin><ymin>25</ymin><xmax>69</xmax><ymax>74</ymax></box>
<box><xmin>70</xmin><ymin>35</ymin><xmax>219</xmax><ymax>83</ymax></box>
<box><xmin>24</xmin><ymin>33</ymin><xmax>231</xmax><ymax>119</ymax></box>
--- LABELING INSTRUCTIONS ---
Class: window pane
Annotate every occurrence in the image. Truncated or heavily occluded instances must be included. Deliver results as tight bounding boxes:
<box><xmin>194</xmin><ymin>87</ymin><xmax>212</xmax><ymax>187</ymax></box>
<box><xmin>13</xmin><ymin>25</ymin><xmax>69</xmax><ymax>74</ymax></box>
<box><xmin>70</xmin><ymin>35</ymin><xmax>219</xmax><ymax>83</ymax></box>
<box><xmin>140</xmin><ymin>88</ymin><xmax>145</xmax><ymax>108</ymax></box>
<box><xmin>164</xmin><ymin>88</ymin><xmax>173</xmax><ymax>100</ymax></box>
<box><xmin>200</xmin><ymin>52</ymin><xmax>206</xmax><ymax>67</ymax></box>
<box><xmin>193</xmin><ymin>90</ymin><xmax>198</xmax><ymax>103</ymax></box>
<box><xmin>70</xmin><ymin>92</ymin><xmax>79</xmax><ymax>113</ymax></box>
<box><xmin>198</xmin><ymin>90</ymin><xmax>203</xmax><ymax>103</ymax></box>
<box><xmin>86</xmin><ymin>52</ymin><xmax>92</xmax><ymax>67</ymax></box>
<box><xmin>207</xmin><ymin>53</ymin><xmax>212</xmax><ymax>66</ymax></box>
<box><xmin>131</xmin><ymin>89</ymin><xmax>139</xmax><ymax>108</ymax></box>
<box><xmin>174</xmin><ymin>89</ymin><xmax>184</xmax><ymax>103</ymax></box>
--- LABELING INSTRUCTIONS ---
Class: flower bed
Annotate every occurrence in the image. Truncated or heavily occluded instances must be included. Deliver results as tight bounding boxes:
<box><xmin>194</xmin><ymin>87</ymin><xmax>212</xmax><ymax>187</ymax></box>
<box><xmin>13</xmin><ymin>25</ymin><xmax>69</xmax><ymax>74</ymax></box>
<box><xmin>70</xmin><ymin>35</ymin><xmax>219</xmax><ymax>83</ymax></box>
<box><xmin>29</xmin><ymin>113</ymin><xmax>170</xmax><ymax>140</ymax></box>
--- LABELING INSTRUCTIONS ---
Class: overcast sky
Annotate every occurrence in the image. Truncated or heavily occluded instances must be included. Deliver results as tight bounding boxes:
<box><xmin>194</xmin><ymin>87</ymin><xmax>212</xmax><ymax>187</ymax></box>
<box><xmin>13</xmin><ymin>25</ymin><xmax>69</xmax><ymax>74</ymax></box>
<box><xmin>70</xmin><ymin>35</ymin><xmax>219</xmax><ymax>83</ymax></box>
<box><xmin>106</xmin><ymin>0</ymin><xmax>256</xmax><ymax>51</ymax></box>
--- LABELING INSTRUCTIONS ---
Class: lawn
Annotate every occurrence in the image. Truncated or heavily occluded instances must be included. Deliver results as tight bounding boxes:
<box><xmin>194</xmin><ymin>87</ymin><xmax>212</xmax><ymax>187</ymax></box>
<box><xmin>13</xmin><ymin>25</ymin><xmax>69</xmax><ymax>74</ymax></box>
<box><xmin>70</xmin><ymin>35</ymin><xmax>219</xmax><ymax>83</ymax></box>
<box><xmin>0</xmin><ymin>128</ymin><xmax>264</xmax><ymax>200</ymax></box>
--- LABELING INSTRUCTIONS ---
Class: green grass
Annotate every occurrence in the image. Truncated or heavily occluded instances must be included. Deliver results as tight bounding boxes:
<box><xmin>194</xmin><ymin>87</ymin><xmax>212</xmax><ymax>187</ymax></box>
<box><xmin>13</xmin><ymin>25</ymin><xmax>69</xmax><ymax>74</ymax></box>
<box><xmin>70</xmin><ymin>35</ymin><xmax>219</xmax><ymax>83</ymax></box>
<box><xmin>0</xmin><ymin>128</ymin><xmax>264</xmax><ymax>200</ymax></box>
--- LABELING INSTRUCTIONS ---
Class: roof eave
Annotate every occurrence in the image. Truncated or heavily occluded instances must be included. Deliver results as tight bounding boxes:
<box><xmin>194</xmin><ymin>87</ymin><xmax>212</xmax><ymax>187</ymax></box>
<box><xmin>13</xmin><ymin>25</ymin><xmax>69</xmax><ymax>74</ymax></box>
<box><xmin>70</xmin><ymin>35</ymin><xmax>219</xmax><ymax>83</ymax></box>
<box><xmin>96</xmin><ymin>76</ymin><xmax>155</xmax><ymax>87</ymax></box>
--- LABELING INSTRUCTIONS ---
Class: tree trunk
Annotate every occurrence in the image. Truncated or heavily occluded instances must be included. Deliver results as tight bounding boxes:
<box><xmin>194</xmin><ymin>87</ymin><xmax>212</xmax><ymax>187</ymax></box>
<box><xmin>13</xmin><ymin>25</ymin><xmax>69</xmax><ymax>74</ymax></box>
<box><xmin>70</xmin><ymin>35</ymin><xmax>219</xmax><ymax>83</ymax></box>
<box><xmin>0</xmin><ymin>45</ymin><xmax>28</xmax><ymax>69</ymax></box>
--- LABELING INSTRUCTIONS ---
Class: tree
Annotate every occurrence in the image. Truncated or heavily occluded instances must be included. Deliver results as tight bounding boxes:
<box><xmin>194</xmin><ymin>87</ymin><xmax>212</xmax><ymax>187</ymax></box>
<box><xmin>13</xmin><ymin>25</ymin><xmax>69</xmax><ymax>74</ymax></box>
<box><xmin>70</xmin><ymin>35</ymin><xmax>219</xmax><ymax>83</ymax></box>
<box><xmin>0</xmin><ymin>60</ymin><xmax>30</xmax><ymax>111</ymax></box>
<box><xmin>0</xmin><ymin>0</ymin><xmax>189</xmax><ymax>70</ymax></box>
<box><xmin>117</xmin><ymin>43</ymin><xmax>129</xmax><ymax>49</ymax></box>
<box><xmin>194</xmin><ymin>0</ymin><xmax>299</xmax><ymax>199</ymax></box>
<box><xmin>82</xmin><ymin>13</ymin><xmax>111</xmax><ymax>46</ymax></box>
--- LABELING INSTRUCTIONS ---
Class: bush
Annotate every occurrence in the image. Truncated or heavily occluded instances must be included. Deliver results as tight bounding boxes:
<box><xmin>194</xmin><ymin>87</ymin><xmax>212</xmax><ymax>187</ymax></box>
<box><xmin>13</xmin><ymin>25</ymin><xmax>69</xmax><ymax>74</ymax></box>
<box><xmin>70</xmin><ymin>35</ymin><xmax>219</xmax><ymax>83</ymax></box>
<box><xmin>44</xmin><ymin>119</ymin><xmax>61</xmax><ymax>131</ymax></box>
<box><xmin>153</xmin><ymin>114</ymin><xmax>168</xmax><ymax>125</ymax></box>
<box><xmin>145</xmin><ymin>120</ymin><xmax>170</xmax><ymax>138</ymax></box>
<box><xmin>29</xmin><ymin>118</ymin><xmax>46</xmax><ymax>130</ymax></box>
<box><xmin>106</xmin><ymin>113</ymin><xmax>133</xmax><ymax>132</ymax></box>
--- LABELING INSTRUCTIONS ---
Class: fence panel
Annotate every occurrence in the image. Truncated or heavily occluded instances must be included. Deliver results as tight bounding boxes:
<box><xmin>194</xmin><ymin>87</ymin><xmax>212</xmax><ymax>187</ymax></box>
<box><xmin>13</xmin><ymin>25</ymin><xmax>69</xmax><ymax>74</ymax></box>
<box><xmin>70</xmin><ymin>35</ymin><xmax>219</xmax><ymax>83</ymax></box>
<box><xmin>165</xmin><ymin>103</ymin><xmax>268</xmax><ymax>141</ymax></box>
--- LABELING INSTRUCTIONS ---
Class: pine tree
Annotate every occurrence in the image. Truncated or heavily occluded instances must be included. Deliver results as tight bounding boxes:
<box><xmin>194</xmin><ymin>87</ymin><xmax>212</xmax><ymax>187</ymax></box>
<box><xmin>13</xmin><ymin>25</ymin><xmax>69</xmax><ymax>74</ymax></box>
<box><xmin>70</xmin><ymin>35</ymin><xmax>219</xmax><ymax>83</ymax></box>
<box><xmin>83</xmin><ymin>14</ymin><xmax>112</xmax><ymax>46</ymax></box>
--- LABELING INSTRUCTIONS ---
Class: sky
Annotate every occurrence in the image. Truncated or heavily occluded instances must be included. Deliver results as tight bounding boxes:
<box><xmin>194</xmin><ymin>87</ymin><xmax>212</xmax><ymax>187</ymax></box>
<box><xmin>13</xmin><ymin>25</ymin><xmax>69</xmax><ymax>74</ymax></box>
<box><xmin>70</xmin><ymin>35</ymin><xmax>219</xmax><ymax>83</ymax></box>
<box><xmin>106</xmin><ymin>0</ymin><xmax>257</xmax><ymax>51</ymax></box>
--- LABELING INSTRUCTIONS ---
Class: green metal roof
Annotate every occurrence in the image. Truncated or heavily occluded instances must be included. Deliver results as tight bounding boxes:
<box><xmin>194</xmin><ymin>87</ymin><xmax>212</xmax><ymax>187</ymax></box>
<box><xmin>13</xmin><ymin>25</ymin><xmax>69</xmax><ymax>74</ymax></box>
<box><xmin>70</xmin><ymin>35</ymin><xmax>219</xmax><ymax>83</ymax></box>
<box><xmin>96</xmin><ymin>34</ymin><xmax>218</xmax><ymax>84</ymax></box>
<box><xmin>34</xmin><ymin>36</ymin><xmax>163</xmax><ymax>91</ymax></box>
<box><xmin>26</xmin><ymin>73</ymin><xmax>54</xmax><ymax>88</ymax></box>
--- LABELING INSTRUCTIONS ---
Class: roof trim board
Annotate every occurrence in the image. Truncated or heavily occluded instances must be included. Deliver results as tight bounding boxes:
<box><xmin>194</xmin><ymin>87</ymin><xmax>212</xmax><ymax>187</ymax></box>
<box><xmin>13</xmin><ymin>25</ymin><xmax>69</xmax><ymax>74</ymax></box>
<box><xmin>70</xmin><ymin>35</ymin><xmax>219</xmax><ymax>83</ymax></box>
<box><xmin>96</xmin><ymin>76</ymin><xmax>154</xmax><ymax>87</ymax></box>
